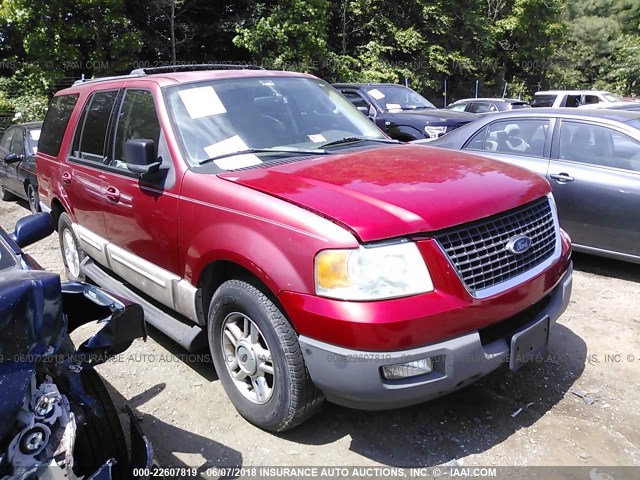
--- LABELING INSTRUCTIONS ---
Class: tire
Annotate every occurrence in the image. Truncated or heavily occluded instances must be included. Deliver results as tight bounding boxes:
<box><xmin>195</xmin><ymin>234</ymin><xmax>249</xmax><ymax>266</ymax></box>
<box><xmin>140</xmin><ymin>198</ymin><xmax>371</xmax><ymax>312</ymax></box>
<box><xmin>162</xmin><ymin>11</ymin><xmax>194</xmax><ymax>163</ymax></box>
<box><xmin>208</xmin><ymin>279</ymin><xmax>323</xmax><ymax>432</ymax></box>
<box><xmin>26</xmin><ymin>182</ymin><xmax>41</xmax><ymax>213</ymax></box>
<box><xmin>73</xmin><ymin>368</ymin><xmax>129</xmax><ymax>479</ymax></box>
<box><xmin>58</xmin><ymin>212</ymin><xmax>85</xmax><ymax>281</ymax></box>
<box><xmin>0</xmin><ymin>179</ymin><xmax>16</xmax><ymax>201</ymax></box>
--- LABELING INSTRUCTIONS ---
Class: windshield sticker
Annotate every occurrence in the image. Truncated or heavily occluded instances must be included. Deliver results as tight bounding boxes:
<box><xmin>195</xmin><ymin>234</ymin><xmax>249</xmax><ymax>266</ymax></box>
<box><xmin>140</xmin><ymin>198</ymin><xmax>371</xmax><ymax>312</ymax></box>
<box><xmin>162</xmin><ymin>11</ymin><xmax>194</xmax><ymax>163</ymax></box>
<box><xmin>178</xmin><ymin>86</ymin><xmax>227</xmax><ymax>119</ymax></box>
<box><xmin>29</xmin><ymin>129</ymin><xmax>41</xmax><ymax>141</ymax></box>
<box><xmin>204</xmin><ymin>135</ymin><xmax>262</xmax><ymax>170</ymax></box>
<box><xmin>368</xmin><ymin>89</ymin><xmax>386</xmax><ymax>100</ymax></box>
<box><xmin>386</xmin><ymin>103</ymin><xmax>402</xmax><ymax>111</ymax></box>
<box><xmin>307</xmin><ymin>134</ymin><xmax>326</xmax><ymax>143</ymax></box>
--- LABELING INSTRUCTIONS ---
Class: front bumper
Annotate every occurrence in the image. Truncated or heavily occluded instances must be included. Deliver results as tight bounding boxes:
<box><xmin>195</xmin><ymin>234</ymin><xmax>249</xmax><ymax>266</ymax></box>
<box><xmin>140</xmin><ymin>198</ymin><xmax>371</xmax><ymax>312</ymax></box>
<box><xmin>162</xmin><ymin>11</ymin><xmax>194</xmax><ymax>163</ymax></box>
<box><xmin>300</xmin><ymin>263</ymin><xmax>573</xmax><ymax>410</ymax></box>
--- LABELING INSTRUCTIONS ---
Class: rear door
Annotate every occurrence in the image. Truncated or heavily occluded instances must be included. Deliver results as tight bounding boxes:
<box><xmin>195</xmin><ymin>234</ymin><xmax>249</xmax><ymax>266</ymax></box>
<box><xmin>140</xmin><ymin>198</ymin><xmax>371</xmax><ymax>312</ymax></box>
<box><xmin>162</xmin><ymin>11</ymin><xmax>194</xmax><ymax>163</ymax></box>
<box><xmin>65</xmin><ymin>89</ymin><xmax>120</xmax><ymax>254</ymax></box>
<box><xmin>549</xmin><ymin>119</ymin><xmax>640</xmax><ymax>258</ymax></box>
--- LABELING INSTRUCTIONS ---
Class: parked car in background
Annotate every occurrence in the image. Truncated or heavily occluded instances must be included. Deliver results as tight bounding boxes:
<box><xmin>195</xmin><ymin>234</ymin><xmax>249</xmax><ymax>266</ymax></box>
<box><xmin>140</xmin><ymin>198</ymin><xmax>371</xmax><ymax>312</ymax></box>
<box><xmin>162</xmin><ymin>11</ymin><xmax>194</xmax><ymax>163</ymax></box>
<box><xmin>578</xmin><ymin>101</ymin><xmax>640</xmax><ymax>112</ymax></box>
<box><xmin>446</xmin><ymin>98</ymin><xmax>530</xmax><ymax>115</ymax></box>
<box><xmin>37</xmin><ymin>66</ymin><xmax>572</xmax><ymax>432</ymax></box>
<box><xmin>0</xmin><ymin>121</ymin><xmax>43</xmax><ymax>213</ymax></box>
<box><xmin>333</xmin><ymin>83</ymin><xmax>477</xmax><ymax>140</ymax></box>
<box><xmin>417</xmin><ymin>108</ymin><xmax>640</xmax><ymax>263</ymax></box>
<box><xmin>0</xmin><ymin>213</ymin><xmax>152</xmax><ymax>479</ymax></box>
<box><xmin>531</xmin><ymin>90</ymin><xmax>620</xmax><ymax>108</ymax></box>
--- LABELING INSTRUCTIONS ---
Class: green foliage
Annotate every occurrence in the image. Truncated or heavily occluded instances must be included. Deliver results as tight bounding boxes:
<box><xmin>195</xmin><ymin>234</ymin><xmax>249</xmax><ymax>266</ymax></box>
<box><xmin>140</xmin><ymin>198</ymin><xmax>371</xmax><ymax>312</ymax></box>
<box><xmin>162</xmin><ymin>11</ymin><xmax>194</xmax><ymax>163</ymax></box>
<box><xmin>0</xmin><ymin>0</ymin><xmax>638</xmax><ymax>102</ymax></box>
<box><xmin>8</xmin><ymin>93</ymin><xmax>48</xmax><ymax>122</ymax></box>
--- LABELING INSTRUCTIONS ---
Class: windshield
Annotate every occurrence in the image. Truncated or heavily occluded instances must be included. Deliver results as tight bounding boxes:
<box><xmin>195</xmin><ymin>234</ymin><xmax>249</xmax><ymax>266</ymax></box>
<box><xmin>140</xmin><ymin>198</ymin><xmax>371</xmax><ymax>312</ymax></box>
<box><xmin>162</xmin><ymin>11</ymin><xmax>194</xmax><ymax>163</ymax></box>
<box><xmin>365</xmin><ymin>85</ymin><xmax>436</xmax><ymax>111</ymax></box>
<box><xmin>602</xmin><ymin>93</ymin><xmax>622</xmax><ymax>102</ymax></box>
<box><xmin>165</xmin><ymin>77</ymin><xmax>386</xmax><ymax>168</ymax></box>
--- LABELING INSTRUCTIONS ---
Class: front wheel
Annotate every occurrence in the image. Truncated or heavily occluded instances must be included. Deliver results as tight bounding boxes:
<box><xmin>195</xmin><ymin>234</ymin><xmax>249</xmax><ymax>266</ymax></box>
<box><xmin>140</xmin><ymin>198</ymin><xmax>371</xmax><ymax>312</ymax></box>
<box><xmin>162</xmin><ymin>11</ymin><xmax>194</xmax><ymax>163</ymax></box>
<box><xmin>208</xmin><ymin>279</ymin><xmax>323</xmax><ymax>432</ymax></box>
<box><xmin>58</xmin><ymin>212</ymin><xmax>85</xmax><ymax>281</ymax></box>
<box><xmin>27</xmin><ymin>183</ymin><xmax>41</xmax><ymax>213</ymax></box>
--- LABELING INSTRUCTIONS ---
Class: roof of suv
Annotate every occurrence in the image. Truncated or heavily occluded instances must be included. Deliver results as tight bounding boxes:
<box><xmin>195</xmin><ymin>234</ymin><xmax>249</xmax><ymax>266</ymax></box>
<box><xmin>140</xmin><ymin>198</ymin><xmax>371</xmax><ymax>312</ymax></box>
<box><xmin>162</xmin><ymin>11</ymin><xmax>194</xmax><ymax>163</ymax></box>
<box><xmin>450</xmin><ymin>98</ymin><xmax>528</xmax><ymax>104</ymax></box>
<box><xmin>534</xmin><ymin>90</ymin><xmax>611</xmax><ymax>96</ymax></box>
<box><xmin>56</xmin><ymin>69</ymin><xmax>315</xmax><ymax>95</ymax></box>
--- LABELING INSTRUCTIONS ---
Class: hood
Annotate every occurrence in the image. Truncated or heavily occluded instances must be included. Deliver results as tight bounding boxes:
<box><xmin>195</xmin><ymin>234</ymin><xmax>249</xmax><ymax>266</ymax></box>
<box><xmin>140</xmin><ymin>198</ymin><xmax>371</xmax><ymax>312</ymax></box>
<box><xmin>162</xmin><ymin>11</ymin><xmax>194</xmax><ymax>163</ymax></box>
<box><xmin>389</xmin><ymin>108</ymin><xmax>477</xmax><ymax>124</ymax></box>
<box><xmin>219</xmin><ymin>145</ymin><xmax>551</xmax><ymax>242</ymax></box>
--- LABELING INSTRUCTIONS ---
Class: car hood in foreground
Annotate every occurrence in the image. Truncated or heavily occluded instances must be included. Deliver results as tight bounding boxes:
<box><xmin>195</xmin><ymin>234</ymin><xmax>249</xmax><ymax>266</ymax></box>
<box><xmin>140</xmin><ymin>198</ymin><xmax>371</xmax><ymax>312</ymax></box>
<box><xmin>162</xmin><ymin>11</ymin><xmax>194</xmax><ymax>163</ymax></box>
<box><xmin>219</xmin><ymin>145</ymin><xmax>551</xmax><ymax>242</ymax></box>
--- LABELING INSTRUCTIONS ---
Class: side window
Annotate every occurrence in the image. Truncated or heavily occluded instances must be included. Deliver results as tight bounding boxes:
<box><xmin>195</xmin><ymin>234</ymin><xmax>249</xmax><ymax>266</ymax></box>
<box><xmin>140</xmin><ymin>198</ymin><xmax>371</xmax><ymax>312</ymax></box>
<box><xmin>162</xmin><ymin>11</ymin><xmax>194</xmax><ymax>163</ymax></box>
<box><xmin>341</xmin><ymin>91</ymin><xmax>370</xmax><ymax>110</ymax></box>
<box><xmin>464</xmin><ymin>119</ymin><xmax>549</xmax><ymax>157</ymax></box>
<box><xmin>565</xmin><ymin>95</ymin><xmax>581</xmax><ymax>107</ymax></box>
<box><xmin>583</xmin><ymin>95</ymin><xmax>600</xmax><ymax>105</ymax></box>
<box><xmin>112</xmin><ymin>90</ymin><xmax>162</xmax><ymax>169</ymax></box>
<box><xmin>0</xmin><ymin>128</ymin><xmax>14</xmax><ymax>151</ymax></box>
<box><xmin>72</xmin><ymin>90</ymin><xmax>118</xmax><ymax>162</ymax></box>
<box><xmin>39</xmin><ymin>94</ymin><xmax>79</xmax><ymax>156</ymax></box>
<box><xmin>11</xmin><ymin>129</ymin><xmax>24</xmax><ymax>156</ymax></box>
<box><xmin>559</xmin><ymin>121</ymin><xmax>640</xmax><ymax>172</ymax></box>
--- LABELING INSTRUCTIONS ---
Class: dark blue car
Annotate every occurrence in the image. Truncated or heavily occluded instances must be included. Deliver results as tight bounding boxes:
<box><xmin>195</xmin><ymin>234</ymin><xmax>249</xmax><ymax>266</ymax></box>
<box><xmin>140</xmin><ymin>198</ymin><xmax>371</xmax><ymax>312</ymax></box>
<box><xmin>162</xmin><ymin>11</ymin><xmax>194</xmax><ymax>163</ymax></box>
<box><xmin>0</xmin><ymin>213</ymin><xmax>153</xmax><ymax>479</ymax></box>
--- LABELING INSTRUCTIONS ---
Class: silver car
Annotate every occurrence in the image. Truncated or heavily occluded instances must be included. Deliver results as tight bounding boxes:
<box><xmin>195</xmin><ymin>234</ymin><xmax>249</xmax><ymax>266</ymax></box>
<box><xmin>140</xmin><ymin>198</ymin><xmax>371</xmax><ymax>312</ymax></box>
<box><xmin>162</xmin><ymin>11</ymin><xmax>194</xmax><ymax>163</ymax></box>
<box><xmin>417</xmin><ymin>108</ymin><xmax>640</xmax><ymax>263</ymax></box>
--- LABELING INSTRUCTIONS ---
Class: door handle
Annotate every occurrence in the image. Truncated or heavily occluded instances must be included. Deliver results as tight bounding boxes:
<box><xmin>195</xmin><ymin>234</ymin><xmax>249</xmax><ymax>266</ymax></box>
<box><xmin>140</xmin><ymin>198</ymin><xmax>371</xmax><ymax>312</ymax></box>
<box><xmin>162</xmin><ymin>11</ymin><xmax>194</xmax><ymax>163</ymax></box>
<box><xmin>105</xmin><ymin>186</ymin><xmax>120</xmax><ymax>202</ymax></box>
<box><xmin>61</xmin><ymin>172</ymin><xmax>72</xmax><ymax>185</ymax></box>
<box><xmin>549</xmin><ymin>173</ymin><xmax>574</xmax><ymax>183</ymax></box>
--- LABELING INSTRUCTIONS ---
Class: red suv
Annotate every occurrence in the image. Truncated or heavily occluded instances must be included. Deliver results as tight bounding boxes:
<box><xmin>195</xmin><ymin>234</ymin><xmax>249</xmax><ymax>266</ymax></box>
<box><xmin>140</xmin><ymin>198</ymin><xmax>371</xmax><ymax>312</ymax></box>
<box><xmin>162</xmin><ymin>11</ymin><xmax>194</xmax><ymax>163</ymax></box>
<box><xmin>36</xmin><ymin>66</ymin><xmax>573</xmax><ymax>432</ymax></box>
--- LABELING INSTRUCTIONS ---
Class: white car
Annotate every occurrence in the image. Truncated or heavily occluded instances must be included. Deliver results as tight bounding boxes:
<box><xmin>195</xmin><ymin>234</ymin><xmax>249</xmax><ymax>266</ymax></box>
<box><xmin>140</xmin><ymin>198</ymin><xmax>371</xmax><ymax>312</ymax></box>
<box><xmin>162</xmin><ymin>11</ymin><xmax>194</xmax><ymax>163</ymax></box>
<box><xmin>531</xmin><ymin>90</ymin><xmax>620</xmax><ymax>108</ymax></box>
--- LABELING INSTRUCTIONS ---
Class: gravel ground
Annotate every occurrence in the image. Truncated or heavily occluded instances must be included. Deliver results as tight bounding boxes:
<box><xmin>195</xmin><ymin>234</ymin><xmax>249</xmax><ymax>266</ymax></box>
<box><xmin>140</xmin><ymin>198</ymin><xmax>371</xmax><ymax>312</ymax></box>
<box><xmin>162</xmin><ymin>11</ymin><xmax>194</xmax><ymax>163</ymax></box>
<box><xmin>2</xmin><ymin>199</ymin><xmax>639</xmax><ymax>474</ymax></box>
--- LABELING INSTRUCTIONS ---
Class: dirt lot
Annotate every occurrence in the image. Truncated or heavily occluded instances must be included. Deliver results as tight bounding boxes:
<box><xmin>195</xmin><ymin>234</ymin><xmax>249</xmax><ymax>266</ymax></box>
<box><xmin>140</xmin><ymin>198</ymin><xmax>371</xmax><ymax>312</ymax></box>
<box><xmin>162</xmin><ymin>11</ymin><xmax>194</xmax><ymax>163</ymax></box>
<box><xmin>2</xmin><ymin>199</ymin><xmax>639</xmax><ymax>473</ymax></box>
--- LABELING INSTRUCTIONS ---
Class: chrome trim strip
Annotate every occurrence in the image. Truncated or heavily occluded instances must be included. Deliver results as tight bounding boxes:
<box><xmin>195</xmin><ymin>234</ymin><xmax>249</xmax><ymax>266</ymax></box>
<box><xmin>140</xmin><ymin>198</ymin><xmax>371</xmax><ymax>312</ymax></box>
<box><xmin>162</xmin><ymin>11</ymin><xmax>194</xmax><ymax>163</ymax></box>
<box><xmin>73</xmin><ymin>224</ymin><xmax>109</xmax><ymax>266</ymax></box>
<box><xmin>175</xmin><ymin>279</ymin><xmax>199</xmax><ymax>322</ymax></box>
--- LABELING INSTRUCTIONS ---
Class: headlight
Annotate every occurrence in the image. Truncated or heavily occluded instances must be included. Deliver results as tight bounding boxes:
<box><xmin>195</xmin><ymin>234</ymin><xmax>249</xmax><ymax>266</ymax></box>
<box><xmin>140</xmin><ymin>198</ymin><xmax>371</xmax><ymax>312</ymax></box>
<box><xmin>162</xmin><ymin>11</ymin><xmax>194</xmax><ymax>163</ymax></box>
<box><xmin>424</xmin><ymin>126</ymin><xmax>447</xmax><ymax>138</ymax></box>
<box><xmin>315</xmin><ymin>242</ymin><xmax>434</xmax><ymax>300</ymax></box>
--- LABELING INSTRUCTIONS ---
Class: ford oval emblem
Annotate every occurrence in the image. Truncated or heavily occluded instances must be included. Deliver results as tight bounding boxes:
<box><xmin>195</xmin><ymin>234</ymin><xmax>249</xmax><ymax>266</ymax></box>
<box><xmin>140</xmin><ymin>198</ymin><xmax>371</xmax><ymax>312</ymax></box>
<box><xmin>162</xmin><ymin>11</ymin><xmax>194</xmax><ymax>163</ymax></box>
<box><xmin>506</xmin><ymin>235</ymin><xmax>532</xmax><ymax>255</ymax></box>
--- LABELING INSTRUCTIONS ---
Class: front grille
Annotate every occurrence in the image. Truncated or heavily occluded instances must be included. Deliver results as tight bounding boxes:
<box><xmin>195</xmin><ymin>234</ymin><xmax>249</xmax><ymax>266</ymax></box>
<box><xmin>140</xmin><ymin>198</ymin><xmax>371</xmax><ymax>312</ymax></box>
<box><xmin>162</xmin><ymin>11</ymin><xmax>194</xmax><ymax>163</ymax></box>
<box><xmin>435</xmin><ymin>197</ymin><xmax>557</xmax><ymax>293</ymax></box>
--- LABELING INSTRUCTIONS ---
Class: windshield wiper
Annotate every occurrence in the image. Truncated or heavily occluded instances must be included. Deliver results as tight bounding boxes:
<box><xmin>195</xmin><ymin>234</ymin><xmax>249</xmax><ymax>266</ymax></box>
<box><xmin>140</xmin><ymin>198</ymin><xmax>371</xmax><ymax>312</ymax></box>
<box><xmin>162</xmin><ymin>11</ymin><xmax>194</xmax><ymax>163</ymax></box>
<box><xmin>318</xmin><ymin>137</ymin><xmax>400</xmax><ymax>149</ymax></box>
<box><xmin>199</xmin><ymin>147</ymin><xmax>330</xmax><ymax>166</ymax></box>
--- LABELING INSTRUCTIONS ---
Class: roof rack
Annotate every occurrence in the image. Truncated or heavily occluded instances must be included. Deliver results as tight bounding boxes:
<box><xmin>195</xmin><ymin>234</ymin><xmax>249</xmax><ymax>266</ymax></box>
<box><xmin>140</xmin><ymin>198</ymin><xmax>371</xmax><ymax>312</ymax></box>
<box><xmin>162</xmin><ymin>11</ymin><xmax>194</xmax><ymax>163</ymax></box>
<box><xmin>129</xmin><ymin>63</ymin><xmax>264</xmax><ymax>76</ymax></box>
<box><xmin>73</xmin><ymin>71</ymin><xmax>145</xmax><ymax>86</ymax></box>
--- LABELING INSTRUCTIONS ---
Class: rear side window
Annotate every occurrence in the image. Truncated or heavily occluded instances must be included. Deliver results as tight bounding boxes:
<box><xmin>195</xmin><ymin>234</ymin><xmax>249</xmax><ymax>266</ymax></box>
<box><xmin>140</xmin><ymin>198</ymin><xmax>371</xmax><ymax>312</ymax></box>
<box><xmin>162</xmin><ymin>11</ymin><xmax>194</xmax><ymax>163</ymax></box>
<box><xmin>531</xmin><ymin>95</ymin><xmax>556</xmax><ymax>107</ymax></box>
<box><xmin>39</xmin><ymin>94</ymin><xmax>79</xmax><ymax>156</ymax></box>
<box><xmin>72</xmin><ymin>90</ymin><xmax>119</xmax><ymax>162</ymax></box>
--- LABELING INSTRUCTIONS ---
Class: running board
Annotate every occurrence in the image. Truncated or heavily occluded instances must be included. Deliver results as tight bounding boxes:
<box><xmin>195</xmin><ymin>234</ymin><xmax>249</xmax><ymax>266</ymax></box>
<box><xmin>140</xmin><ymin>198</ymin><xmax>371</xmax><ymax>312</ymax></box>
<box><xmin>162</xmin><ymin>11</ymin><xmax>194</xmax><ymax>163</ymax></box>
<box><xmin>81</xmin><ymin>258</ymin><xmax>207</xmax><ymax>352</ymax></box>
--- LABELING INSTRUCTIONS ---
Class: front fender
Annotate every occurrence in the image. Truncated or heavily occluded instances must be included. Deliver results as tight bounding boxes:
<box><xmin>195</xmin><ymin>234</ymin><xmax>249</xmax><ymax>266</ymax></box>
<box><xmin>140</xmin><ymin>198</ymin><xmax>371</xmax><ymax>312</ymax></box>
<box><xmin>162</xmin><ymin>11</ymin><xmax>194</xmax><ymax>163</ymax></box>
<box><xmin>187</xmin><ymin>222</ymin><xmax>309</xmax><ymax>298</ymax></box>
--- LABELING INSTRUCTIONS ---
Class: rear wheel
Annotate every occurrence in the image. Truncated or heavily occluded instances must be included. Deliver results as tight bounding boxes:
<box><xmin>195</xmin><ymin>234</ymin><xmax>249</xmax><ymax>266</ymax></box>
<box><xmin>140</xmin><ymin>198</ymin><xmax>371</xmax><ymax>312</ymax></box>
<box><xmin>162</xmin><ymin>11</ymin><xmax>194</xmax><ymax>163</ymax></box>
<box><xmin>208</xmin><ymin>279</ymin><xmax>323</xmax><ymax>432</ymax></box>
<box><xmin>73</xmin><ymin>368</ymin><xmax>129</xmax><ymax>479</ymax></box>
<box><xmin>58</xmin><ymin>212</ymin><xmax>85</xmax><ymax>281</ymax></box>
<box><xmin>26</xmin><ymin>183</ymin><xmax>40</xmax><ymax>213</ymax></box>
<box><xmin>0</xmin><ymin>180</ymin><xmax>16</xmax><ymax>201</ymax></box>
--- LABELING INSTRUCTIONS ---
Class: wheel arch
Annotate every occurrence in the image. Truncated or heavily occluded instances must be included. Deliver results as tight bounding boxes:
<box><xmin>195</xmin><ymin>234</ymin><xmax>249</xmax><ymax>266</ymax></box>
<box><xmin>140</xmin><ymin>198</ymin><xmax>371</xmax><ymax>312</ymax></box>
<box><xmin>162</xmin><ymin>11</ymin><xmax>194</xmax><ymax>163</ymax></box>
<box><xmin>197</xmin><ymin>257</ymin><xmax>292</xmax><ymax>330</ymax></box>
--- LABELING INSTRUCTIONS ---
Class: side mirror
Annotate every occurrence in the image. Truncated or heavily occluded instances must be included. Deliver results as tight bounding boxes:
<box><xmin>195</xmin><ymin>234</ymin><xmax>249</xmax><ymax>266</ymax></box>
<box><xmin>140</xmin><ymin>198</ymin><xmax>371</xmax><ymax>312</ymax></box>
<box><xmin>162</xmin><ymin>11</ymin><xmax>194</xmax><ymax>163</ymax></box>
<box><xmin>368</xmin><ymin>105</ymin><xmax>377</xmax><ymax>118</ymax></box>
<box><xmin>125</xmin><ymin>139</ymin><xmax>161</xmax><ymax>175</ymax></box>
<box><xmin>11</xmin><ymin>212</ymin><xmax>54</xmax><ymax>248</ymax></box>
<box><xmin>4</xmin><ymin>153</ymin><xmax>23</xmax><ymax>164</ymax></box>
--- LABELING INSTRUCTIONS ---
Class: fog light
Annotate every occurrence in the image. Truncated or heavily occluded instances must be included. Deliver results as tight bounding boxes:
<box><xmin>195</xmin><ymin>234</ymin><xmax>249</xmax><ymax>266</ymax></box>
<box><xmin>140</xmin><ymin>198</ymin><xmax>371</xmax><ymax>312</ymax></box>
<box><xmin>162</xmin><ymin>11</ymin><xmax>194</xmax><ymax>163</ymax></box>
<box><xmin>382</xmin><ymin>357</ymin><xmax>433</xmax><ymax>380</ymax></box>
